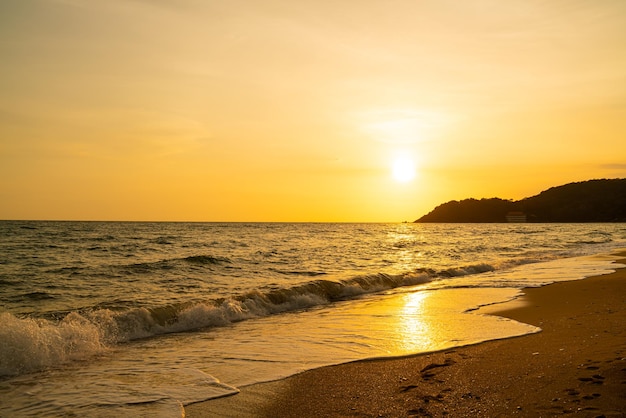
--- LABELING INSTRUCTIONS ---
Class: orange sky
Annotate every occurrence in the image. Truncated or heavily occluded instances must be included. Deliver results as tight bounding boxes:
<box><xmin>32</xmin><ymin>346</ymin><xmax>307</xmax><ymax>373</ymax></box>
<box><xmin>1</xmin><ymin>0</ymin><xmax>625</xmax><ymax>221</ymax></box>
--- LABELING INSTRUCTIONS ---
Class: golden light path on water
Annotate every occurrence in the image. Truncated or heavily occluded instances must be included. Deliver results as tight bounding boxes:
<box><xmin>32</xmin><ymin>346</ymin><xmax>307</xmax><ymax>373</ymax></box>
<box><xmin>397</xmin><ymin>291</ymin><xmax>433</xmax><ymax>352</ymax></box>
<box><xmin>330</xmin><ymin>287</ymin><xmax>537</xmax><ymax>357</ymax></box>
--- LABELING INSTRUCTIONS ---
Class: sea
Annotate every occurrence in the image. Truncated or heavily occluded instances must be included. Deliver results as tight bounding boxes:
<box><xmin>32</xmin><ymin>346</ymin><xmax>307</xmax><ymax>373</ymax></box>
<box><xmin>0</xmin><ymin>221</ymin><xmax>625</xmax><ymax>417</ymax></box>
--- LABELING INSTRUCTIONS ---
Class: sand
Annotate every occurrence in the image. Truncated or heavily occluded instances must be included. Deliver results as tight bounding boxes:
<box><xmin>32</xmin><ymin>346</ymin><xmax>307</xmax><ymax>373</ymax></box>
<box><xmin>186</xmin><ymin>255</ymin><xmax>626</xmax><ymax>417</ymax></box>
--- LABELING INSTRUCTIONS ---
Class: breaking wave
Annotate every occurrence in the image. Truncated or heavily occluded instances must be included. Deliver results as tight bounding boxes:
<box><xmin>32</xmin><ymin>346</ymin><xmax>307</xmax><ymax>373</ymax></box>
<box><xmin>0</xmin><ymin>263</ymin><xmax>497</xmax><ymax>377</ymax></box>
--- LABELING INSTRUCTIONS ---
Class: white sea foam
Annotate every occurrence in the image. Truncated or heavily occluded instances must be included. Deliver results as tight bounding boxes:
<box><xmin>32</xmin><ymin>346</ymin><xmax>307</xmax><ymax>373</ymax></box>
<box><xmin>0</xmin><ymin>312</ymin><xmax>105</xmax><ymax>376</ymax></box>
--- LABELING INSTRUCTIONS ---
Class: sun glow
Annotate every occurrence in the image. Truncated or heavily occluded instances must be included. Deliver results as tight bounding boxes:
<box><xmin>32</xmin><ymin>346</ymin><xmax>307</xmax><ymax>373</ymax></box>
<box><xmin>391</xmin><ymin>157</ymin><xmax>417</xmax><ymax>183</ymax></box>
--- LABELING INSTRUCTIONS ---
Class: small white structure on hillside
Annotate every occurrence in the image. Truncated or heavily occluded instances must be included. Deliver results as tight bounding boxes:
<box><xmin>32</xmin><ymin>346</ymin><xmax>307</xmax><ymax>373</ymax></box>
<box><xmin>506</xmin><ymin>211</ymin><xmax>527</xmax><ymax>223</ymax></box>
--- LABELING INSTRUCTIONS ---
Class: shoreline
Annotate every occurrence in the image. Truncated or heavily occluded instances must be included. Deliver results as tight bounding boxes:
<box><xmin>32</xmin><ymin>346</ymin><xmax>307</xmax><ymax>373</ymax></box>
<box><xmin>186</xmin><ymin>254</ymin><xmax>626</xmax><ymax>417</ymax></box>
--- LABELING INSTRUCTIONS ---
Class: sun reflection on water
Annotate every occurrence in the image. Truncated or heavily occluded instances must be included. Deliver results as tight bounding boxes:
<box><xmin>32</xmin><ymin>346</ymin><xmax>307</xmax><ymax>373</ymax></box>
<box><xmin>394</xmin><ymin>291</ymin><xmax>435</xmax><ymax>353</ymax></box>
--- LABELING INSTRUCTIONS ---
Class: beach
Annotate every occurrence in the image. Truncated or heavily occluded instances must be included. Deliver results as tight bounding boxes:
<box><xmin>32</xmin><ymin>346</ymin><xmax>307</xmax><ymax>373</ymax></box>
<box><xmin>186</xmin><ymin>254</ymin><xmax>626</xmax><ymax>417</ymax></box>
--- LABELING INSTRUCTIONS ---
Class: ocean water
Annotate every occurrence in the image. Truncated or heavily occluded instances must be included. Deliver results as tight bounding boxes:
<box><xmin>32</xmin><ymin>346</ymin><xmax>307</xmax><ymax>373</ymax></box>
<box><xmin>0</xmin><ymin>221</ymin><xmax>624</xmax><ymax>416</ymax></box>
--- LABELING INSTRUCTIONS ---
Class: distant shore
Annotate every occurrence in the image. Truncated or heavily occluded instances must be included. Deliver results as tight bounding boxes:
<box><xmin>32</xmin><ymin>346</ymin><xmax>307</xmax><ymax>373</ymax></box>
<box><xmin>414</xmin><ymin>178</ymin><xmax>626</xmax><ymax>222</ymax></box>
<box><xmin>186</xmin><ymin>252</ymin><xmax>626</xmax><ymax>417</ymax></box>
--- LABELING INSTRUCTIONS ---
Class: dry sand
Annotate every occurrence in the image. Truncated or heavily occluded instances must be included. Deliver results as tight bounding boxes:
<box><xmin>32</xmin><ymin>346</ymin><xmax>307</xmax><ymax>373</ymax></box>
<box><xmin>186</xmin><ymin>256</ymin><xmax>626</xmax><ymax>417</ymax></box>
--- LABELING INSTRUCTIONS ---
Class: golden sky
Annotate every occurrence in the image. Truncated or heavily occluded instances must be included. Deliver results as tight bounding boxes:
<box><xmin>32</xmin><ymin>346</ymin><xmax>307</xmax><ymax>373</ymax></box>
<box><xmin>1</xmin><ymin>0</ymin><xmax>625</xmax><ymax>221</ymax></box>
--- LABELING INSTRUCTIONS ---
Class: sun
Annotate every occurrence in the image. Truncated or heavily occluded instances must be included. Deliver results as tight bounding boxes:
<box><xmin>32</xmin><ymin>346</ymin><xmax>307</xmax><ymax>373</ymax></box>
<box><xmin>391</xmin><ymin>157</ymin><xmax>416</xmax><ymax>183</ymax></box>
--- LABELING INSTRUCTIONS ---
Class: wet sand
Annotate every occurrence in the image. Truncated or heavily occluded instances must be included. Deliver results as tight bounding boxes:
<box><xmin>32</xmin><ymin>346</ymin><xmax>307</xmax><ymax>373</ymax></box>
<box><xmin>186</xmin><ymin>255</ymin><xmax>626</xmax><ymax>417</ymax></box>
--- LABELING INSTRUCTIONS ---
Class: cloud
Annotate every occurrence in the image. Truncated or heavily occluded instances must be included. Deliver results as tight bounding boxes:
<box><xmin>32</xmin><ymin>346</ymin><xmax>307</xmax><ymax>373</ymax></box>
<box><xmin>599</xmin><ymin>163</ymin><xmax>626</xmax><ymax>171</ymax></box>
<box><xmin>358</xmin><ymin>108</ymin><xmax>455</xmax><ymax>145</ymax></box>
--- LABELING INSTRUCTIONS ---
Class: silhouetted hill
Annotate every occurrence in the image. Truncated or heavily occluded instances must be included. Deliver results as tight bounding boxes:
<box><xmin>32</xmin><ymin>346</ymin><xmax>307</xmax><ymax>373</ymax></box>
<box><xmin>415</xmin><ymin>179</ymin><xmax>626</xmax><ymax>223</ymax></box>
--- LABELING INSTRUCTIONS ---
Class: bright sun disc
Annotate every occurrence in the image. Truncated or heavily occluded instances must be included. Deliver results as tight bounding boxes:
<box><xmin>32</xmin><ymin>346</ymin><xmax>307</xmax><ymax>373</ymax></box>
<box><xmin>392</xmin><ymin>157</ymin><xmax>416</xmax><ymax>182</ymax></box>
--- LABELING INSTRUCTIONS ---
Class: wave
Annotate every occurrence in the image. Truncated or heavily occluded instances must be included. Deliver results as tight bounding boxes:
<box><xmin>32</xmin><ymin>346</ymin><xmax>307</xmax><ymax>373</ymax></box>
<box><xmin>0</xmin><ymin>263</ymin><xmax>496</xmax><ymax>377</ymax></box>
<box><xmin>122</xmin><ymin>253</ymin><xmax>233</xmax><ymax>273</ymax></box>
<box><xmin>437</xmin><ymin>263</ymin><xmax>495</xmax><ymax>277</ymax></box>
<box><xmin>268</xmin><ymin>268</ymin><xmax>327</xmax><ymax>277</ymax></box>
<box><xmin>18</xmin><ymin>291</ymin><xmax>57</xmax><ymax>301</ymax></box>
<box><xmin>0</xmin><ymin>312</ymin><xmax>106</xmax><ymax>377</ymax></box>
<box><xmin>182</xmin><ymin>255</ymin><xmax>232</xmax><ymax>265</ymax></box>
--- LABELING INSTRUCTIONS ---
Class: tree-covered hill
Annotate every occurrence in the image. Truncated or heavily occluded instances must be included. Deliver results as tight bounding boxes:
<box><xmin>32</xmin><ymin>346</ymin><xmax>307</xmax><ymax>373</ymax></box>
<box><xmin>415</xmin><ymin>179</ymin><xmax>626</xmax><ymax>223</ymax></box>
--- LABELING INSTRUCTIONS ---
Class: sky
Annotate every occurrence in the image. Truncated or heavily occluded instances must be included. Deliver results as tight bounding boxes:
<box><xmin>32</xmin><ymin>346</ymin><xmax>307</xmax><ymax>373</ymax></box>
<box><xmin>1</xmin><ymin>0</ymin><xmax>625</xmax><ymax>222</ymax></box>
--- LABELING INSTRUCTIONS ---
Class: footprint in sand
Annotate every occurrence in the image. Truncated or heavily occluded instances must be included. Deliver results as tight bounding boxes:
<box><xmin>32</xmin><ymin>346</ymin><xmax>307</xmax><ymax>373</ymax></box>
<box><xmin>420</xmin><ymin>358</ymin><xmax>456</xmax><ymax>373</ymax></box>
<box><xmin>578</xmin><ymin>375</ymin><xmax>605</xmax><ymax>384</ymax></box>
<box><xmin>419</xmin><ymin>358</ymin><xmax>456</xmax><ymax>382</ymax></box>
